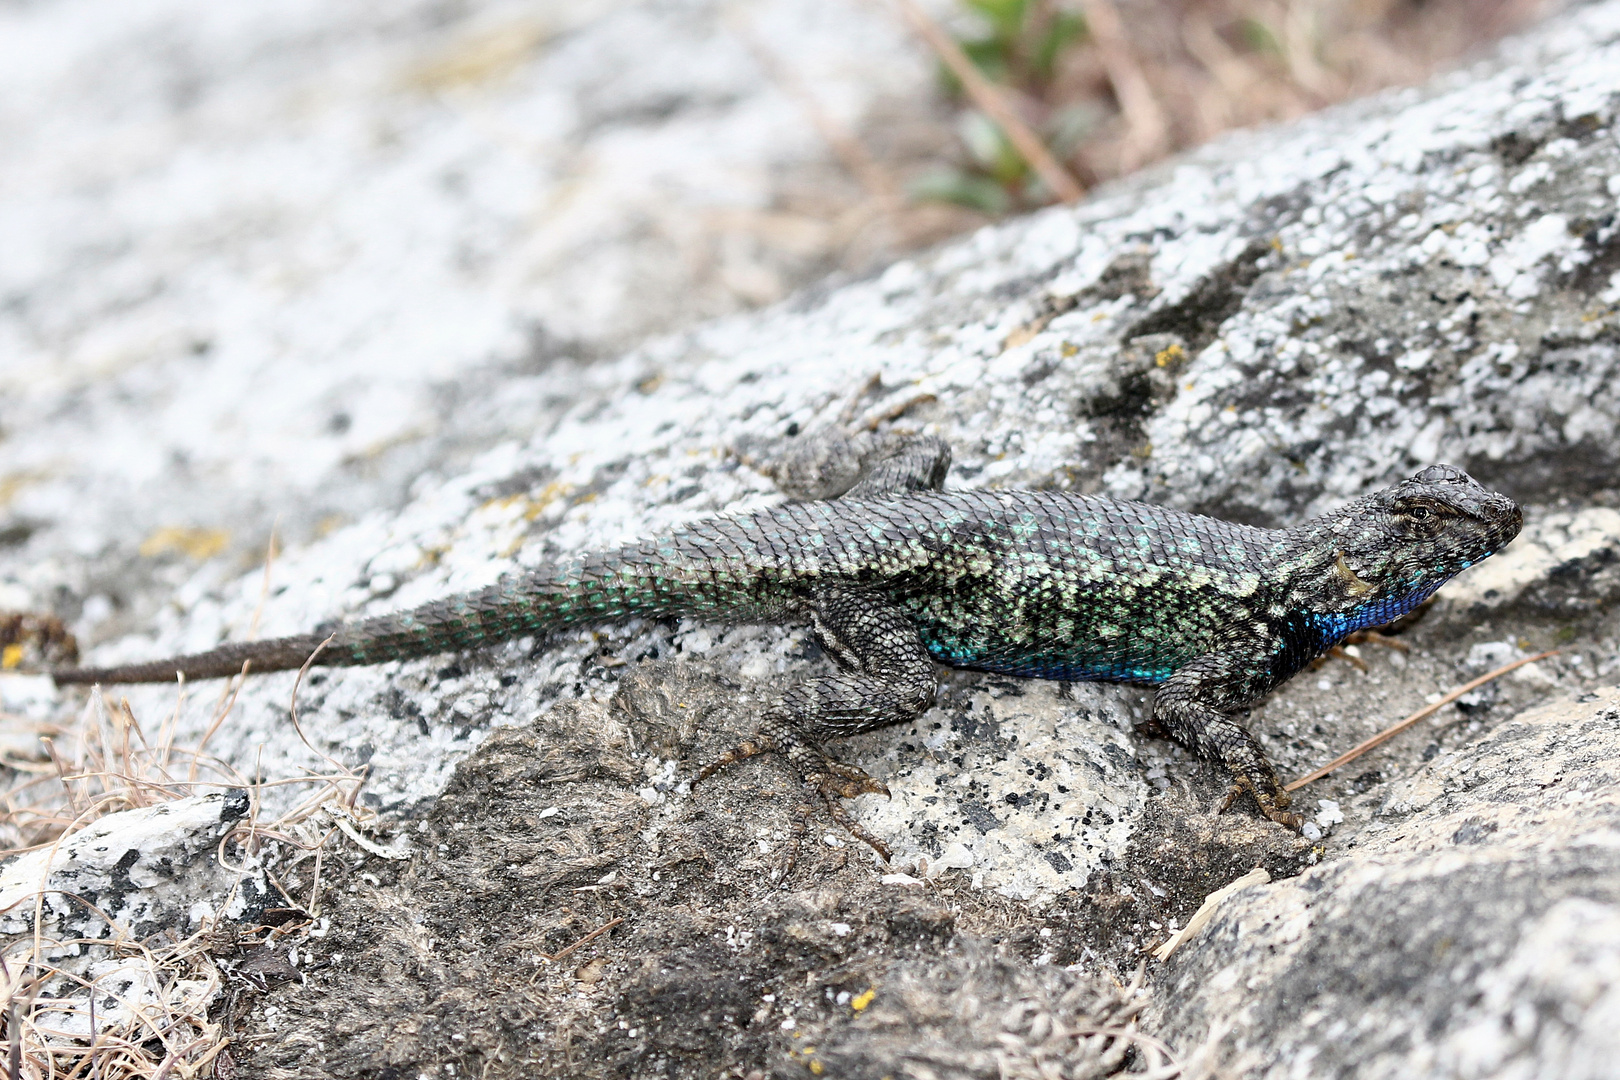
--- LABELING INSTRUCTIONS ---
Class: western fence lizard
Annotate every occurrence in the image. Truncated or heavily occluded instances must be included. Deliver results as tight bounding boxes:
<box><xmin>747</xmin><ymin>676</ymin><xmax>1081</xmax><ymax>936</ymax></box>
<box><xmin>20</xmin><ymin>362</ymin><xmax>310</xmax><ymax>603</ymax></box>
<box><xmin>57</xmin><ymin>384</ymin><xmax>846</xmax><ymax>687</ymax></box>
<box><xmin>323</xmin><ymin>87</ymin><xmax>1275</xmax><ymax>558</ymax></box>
<box><xmin>51</xmin><ymin>435</ymin><xmax>1522</xmax><ymax>856</ymax></box>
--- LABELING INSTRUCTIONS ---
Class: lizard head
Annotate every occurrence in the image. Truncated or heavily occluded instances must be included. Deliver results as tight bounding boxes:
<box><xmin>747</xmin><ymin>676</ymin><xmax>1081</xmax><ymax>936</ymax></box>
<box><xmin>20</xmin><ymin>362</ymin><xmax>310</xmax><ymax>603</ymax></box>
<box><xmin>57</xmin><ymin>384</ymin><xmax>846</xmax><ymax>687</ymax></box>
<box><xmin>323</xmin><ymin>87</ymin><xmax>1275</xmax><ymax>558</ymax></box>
<box><xmin>1312</xmin><ymin>464</ymin><xmax>1522</xmax><ymax>630</ymax></box>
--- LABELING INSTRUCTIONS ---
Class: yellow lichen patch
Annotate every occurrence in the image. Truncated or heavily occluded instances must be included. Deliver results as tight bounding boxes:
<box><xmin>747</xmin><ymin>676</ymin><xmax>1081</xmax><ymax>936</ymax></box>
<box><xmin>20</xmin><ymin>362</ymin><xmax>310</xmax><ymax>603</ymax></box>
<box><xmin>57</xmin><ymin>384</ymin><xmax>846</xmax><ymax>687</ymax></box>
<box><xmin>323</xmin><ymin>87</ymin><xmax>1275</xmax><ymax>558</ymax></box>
<box><xmin>529</xmin><ymin>481</ymin><xmax>575</xmax><ymax>518</ymax></box>
<box><xmin>139</xmin><ymin>526</ymin><xmax>230</xmax><ymax>561</ymax></box>
<box><xmin>0</xmin><ymin>470</ymin><xmax>46</xmax><ymax>509</ymax></box>
<box><xmin>1154</xmin><ymin>343</ymin><xmax>1186</xmax><ymax>367</ymax></box>
<box><xmin>339</xmin><ymin>426</ymin><xmax>433</xmax><ymax>467</ymax></box>
<box><xmin>851</xmin><ymin>987</ymin><xmax>876</xmax><ymax>1011</ymax></box>
<box><xmin>2</xmin><ymin>643</ymin><xmax>23</xmax><ymax>670</ymax></box>
<box><xmin>416</xmin><ymin>544</ymin><xmax>452</xmax><ymax>569</ymax></box>
<box><xmin>405</xmin><ymin>19</ymin><xmax>551</xmax><ymax>90</ymax></box>
<box><xmin>479</xmin><ymin>481</ymin><xmax>575</xmax><ymax>524</ymax></box>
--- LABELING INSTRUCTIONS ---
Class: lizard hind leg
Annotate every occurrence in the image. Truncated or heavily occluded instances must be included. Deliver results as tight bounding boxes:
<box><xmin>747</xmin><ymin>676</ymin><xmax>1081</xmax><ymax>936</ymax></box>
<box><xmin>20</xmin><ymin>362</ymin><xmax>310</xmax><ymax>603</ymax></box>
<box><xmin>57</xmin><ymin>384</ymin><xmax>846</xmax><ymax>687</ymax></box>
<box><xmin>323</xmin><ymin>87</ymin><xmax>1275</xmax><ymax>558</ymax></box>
<box><xmin>695</xmin><ymin>704</ymin><xmax>895</xmax><ymax>861</ymax></box>
<box><xmin>839</xmin><ymin>435</ymin><xmax>951</xmax><ymax>500</ymax></box>
<box><xmin>692</xmin><ymin>588</ymin><xmax>939</xmax><ymax>862</ymax></box>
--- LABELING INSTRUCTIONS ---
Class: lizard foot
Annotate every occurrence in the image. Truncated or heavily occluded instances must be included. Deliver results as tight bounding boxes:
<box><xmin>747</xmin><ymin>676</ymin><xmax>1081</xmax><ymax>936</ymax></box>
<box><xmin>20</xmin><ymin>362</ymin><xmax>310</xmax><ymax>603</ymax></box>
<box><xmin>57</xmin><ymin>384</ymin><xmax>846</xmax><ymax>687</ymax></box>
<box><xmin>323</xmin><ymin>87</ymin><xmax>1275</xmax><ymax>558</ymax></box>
<box><xmin>791</xmin><ymin>749</ymin><xmax>893</xmax><ymax>862</ymax></box>
<box><xmin>693</xmin><ymin>730</ymin><xmax>893</xmax><ymax>862</ymax></box>
<box><xmin>1348</xmin><ymin>629</ymin><xmax>1410</xmax><ymax>652</ymax></box>
<box><xmin>773</xmin><ymin>804</ymin><xmax>817</xmax><ymax>885</ymax></box>
<box><xmin>1218</xmin><ymin>778</ymin><xmax>1303</xmax><ymax>831</ymax></box>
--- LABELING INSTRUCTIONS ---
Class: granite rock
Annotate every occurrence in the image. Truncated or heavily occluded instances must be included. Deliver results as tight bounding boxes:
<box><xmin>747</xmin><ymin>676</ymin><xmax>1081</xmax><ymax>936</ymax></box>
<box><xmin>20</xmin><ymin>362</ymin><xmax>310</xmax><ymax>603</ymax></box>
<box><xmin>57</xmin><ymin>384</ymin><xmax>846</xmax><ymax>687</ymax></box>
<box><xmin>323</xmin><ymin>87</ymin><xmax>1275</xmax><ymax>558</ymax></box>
<box><xmin>3</xmin><ymin>0</ymin><xmax>1620</xmax><ymax>1076</ymax></box>
<box><xmin>1151</xmin><ymin>686</ymin><xmax>1620</xmax><ymax>1080</ymax></box>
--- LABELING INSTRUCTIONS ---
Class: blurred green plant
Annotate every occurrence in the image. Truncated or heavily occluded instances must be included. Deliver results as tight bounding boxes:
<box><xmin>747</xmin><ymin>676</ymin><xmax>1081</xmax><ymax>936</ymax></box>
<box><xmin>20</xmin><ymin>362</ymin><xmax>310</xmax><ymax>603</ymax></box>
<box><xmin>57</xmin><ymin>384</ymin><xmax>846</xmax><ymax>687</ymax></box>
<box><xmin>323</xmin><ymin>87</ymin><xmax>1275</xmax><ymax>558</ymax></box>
<box><xmin>910</xmin><ymin>103</ymin><xmax>1100</xmax><ymax>214</ymax></box>
<box><xmin>907</xmin><ymin>0</ymin><xmax>1544</xmax><ymax>217</ymax></box>
<box><xmin>910</xmin><ymin>0</ymin><xmax>1092</xmax><ymax>214</ymax></box>
<box><xmin>1238</xmin><ymin>16</ymin><xmax>1285</xmax><ymax>56</ymax></box>
<box><xmin>953</xmin><ymin>0</ymin><xmax>1087</xmax><ymax>90</ymax></box>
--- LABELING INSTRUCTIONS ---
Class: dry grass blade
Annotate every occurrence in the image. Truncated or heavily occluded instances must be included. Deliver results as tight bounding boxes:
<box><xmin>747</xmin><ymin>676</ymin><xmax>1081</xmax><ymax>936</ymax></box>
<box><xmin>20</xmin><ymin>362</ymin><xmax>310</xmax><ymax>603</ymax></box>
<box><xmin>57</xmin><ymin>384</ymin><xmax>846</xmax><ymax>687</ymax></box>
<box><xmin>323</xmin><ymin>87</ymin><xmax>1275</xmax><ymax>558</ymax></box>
<box><xmin>540</xmin><ymin>917</ymin><xmax>626</xmax><ymax>965</ymax></box>
<box><xmin>1152</xmin><ymin>867</ymin><xmax>1271</xmax><ymax>960</ymax></box>
<box><xmin>192</xmin><ymin>527</ymin><xmax>281</xmax><ymax>782</ymax></box>
<box><xmin>285</xmin><ymin>635</ymin><xmax>349</xmax><ymax>780</ymax></box>
<box><xmin>909</xmin><ymin>0</ymin><xmax>1550</xmax><ymax>207</ymax></box>
<box><xmin>1286</xmin><ymin>650</ymin><xmax>1559</xmax><ymax>791</ymax></box>
<box><xmin>8</xmin><ymin>994</ymin><xmax>18</xmax><ymax>1080</ymax></box>
<box><xmin>1</xmin><ymin>662</ymin><xmax>377</xmax><ymax>1079</ymax></box>
<box><xmin>1067</xmin><ymin>1024</ymin><xmax>1183</xmax><ymax>1077</ymax></box>
<box><xmin>1074</xmin><ymin>0</ymin><xmax>1169</xmax><ymax>170</ymax></box>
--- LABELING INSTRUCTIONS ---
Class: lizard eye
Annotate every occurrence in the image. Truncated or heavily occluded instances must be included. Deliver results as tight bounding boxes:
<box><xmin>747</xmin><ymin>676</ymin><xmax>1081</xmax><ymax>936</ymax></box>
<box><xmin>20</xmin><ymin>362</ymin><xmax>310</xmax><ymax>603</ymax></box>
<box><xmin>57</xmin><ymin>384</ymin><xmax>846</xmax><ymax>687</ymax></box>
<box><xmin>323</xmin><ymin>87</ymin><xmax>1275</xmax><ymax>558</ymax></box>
<box><xmin>1409</xmin><ymin>506</ymin><xmax>1434</xmax><ymax>522</ymax></box>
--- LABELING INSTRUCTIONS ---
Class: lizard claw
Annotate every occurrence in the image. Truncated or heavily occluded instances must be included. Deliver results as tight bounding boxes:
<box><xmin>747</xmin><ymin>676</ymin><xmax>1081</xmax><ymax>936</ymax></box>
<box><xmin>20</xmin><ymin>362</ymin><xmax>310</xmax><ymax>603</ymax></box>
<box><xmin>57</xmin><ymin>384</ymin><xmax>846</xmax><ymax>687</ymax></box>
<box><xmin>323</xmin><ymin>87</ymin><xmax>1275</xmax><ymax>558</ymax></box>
<box><xmin>796</xmin><ymin>752</ymin><xmax>892</xmax><ymax>861</ymax></box>
<box><xmin>1314</xmin><ymin>628</ymin><xmax>1413</xmax><ymax>671</ymax></box>
<box><xmin>813</xmin><ymin>787</ymin><xmax>892</xmax><ymax>863</ymax></box>
<box><xmin>1218</xmin><ymin>780</ymin><xmax>1245</xmax><ymax>814</ymax></box>
<box><xmin>787</xmin><ymin>746</ymin><xmax>893</xmax><ymax>862</ymax></box>
<box><xmin>808</xmin><ymin>757</ymin><xmax>890</xmax><ymax>801</ymax></box>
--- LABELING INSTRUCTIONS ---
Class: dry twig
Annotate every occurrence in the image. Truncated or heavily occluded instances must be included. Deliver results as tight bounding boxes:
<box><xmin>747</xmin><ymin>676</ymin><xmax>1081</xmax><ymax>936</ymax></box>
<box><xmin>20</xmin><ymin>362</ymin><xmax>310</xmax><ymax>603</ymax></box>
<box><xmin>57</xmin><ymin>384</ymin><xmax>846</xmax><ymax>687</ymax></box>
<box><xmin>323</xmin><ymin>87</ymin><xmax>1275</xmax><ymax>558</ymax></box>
<box><xmin>541</xmin><ymin>917</ymin><xmax>626</xmax><ymax>965</ymax></box>
<box><xmin>1287</xmin><ymin>650</ymin><xmax>1558</xmax><ymax>791</ymax></box>
<box><xmin>1074</xmin><ymin>0</ymin><xmax>1170</xmax><ymax>170</ymax></box>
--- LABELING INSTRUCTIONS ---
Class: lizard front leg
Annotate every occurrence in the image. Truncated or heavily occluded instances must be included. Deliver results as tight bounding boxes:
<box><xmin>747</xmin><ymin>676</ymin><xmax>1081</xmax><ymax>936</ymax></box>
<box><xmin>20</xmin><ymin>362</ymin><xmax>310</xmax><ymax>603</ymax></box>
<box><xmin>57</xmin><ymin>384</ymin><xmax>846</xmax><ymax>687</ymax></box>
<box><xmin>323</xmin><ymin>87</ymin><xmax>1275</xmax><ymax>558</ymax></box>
<box><xmin>695</xmin><ymin>587</ymin><xmax>938</xmax><ymax>861</ymax></box>
<box><xmin>1151</xmin><ymin>654</ymin><xmax>1303</xmax><ymax>829</ymax></box>
<box><xmin>839</xmin><ymin>435</ymin><xmax>950</xmax><ymax>500</ymax></box>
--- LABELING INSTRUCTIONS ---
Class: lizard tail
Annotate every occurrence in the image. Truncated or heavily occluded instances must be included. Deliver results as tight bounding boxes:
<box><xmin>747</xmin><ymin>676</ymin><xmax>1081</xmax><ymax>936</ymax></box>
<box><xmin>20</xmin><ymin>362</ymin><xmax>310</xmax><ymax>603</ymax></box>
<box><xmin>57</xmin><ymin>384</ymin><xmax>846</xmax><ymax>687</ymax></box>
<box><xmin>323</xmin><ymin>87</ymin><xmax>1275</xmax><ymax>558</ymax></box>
<box><xmin>50</xmin><ymin>547</ymin><xmax>752</xmax><ymax>685</ymax></box>
<box><xmin>51</xmin><ymin>635</ymin><xmax>333</xmax><ymax>685</ymax></box>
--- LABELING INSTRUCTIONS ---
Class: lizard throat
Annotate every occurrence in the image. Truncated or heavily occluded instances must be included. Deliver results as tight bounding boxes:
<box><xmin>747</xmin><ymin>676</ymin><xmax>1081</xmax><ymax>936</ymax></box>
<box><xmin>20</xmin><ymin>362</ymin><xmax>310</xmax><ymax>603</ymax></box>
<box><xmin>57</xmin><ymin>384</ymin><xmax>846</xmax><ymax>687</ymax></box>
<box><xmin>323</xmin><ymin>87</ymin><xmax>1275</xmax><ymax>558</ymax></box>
<box><xmin>1309</xmin><ymin>575</ymin><xmax>1450</xmax><ymax>642</ymax></box>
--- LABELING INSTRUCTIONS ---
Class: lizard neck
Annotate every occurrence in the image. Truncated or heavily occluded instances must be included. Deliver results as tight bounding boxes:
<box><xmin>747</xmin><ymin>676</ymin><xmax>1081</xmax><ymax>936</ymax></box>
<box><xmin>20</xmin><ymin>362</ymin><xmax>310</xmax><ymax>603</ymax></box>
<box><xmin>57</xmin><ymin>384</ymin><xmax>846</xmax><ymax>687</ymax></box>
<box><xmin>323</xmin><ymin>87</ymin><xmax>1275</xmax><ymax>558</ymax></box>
<box><xmin>1265</xmin><ymin>500</ymin><xmax>1442</xmax><ymax>644</ymax></box>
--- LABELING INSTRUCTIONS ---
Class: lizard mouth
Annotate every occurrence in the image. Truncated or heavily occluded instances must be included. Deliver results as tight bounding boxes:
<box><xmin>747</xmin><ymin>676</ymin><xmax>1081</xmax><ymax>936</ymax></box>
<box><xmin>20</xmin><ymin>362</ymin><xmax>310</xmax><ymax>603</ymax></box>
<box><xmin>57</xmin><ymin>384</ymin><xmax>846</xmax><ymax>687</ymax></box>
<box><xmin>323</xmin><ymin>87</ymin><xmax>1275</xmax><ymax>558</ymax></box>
<box><xmin>1482</xmin><ymin>496</ymin><xmax>1523</xmax><ymax>550</ymax></box>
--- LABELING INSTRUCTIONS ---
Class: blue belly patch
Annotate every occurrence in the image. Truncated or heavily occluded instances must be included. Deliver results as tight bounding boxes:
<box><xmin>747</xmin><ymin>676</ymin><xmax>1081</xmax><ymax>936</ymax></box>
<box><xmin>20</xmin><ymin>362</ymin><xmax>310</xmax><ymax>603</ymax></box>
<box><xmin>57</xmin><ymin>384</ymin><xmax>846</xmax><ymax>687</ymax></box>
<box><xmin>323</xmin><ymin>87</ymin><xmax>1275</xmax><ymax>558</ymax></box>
<box><xmin>921</xmin><ymin>639</ymin><xmax>1173</xmax><ymax>684</ymax></box>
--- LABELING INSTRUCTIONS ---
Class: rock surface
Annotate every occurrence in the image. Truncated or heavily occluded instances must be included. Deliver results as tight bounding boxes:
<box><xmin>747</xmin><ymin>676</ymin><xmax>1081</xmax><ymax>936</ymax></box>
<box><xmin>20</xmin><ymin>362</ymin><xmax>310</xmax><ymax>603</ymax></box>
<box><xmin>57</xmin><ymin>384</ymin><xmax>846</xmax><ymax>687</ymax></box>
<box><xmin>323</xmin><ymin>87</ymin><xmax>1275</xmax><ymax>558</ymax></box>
<box><xmin>0</xmin><ymin>790</ymin><xmax>263</xmax><ymax>950</ymax></box>
<box><xmin>1151</xmin><ymin>686</ymin><xmax>1620</xmax><ymax>1079</ymax></box>
<box><xmin>0</xmin><ymin>791</ymin><xmax>267</xmax><ymax>1042</ymax></box>
<box><xmin>3</xmin><ymin>0</ymin><xmax>1620</xmax><ymax>1077</ymax></box>
<box><xmin>0</xmin><ymin>0</ymin><xmax>951</xmax><ymax>600</ymax></box>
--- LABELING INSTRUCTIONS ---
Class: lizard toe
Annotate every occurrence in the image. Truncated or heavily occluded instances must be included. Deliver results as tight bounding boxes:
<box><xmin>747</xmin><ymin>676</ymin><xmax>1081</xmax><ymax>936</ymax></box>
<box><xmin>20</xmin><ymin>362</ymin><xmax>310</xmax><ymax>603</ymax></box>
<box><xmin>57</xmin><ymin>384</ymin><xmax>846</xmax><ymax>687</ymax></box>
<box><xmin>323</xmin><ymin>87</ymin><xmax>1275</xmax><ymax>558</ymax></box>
<box><xmin>688</xmin><ymin>725</ymin><xmax>892</xmax><ymax>859</ymax></box>
<box><xmin>1256</xmin><ymin>797</ymin><xmax>1304</xmax><ymax>831</ymax></box>
<box><xmin>692</xmin><ymin>735</ymin><xmax>781</xmax><ymax>786</ymax></box>
<box><xmin>783</xmin><ymin>740</ymin><xmax>892</xmax><ymax>858</ymax></box>
<box><xmin>811</xmin><ymin>785</ymin><xmax>892</xmax><ymax>863</ymax></box>
<box><xmin>1219</xmin><ymin>776</ymin><xmax>1303</xmax><ymax>831</ymax></box>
